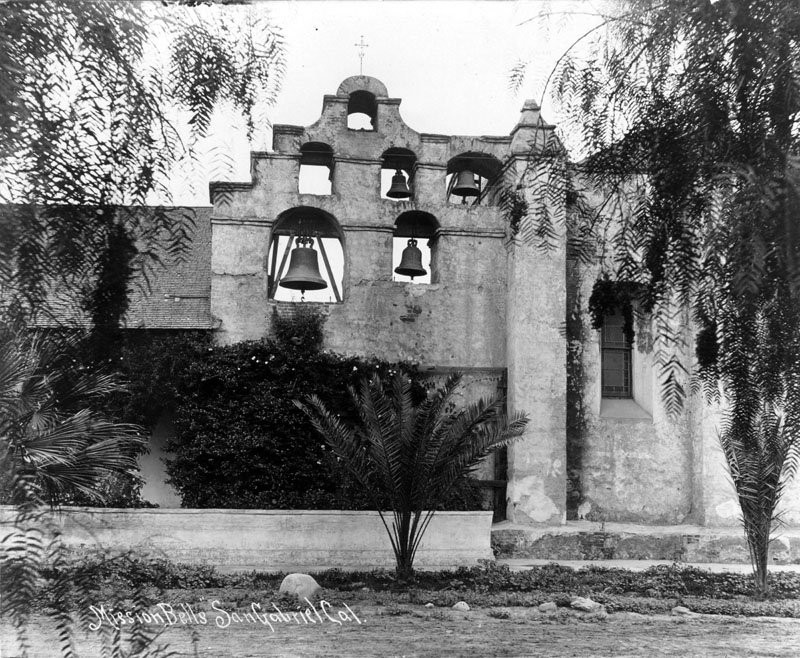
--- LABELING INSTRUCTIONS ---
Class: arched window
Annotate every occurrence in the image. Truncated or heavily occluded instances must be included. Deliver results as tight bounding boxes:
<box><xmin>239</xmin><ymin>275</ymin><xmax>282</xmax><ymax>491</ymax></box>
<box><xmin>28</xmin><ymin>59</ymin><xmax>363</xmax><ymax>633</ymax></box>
<box><xmin>446</xmin><ymin>152</ymin><xmax>503</xmax><ymax>206</ymax></box>
<box><xmin>380</xmin><ymin>147</ymin><xmax>417</xmax><ymax>201</ymax></box>
<box><xmin>267</xmin><ymin>207</ymin><xmax>344</xmax><ymax>303</ymax></box>
<box><xmin>392</xmin><ymin>211</ymin><xmax>439</xmax><ymax>285</ymax></box>
<box><xmin>347</xmin><ymin>90</ymin><xmax>377</xmax><ymax>130</ymax></box>
<box><xmin>298</xmin><ymin>142</ymin><xmax>333</xmax><ymax>195</ymax></box>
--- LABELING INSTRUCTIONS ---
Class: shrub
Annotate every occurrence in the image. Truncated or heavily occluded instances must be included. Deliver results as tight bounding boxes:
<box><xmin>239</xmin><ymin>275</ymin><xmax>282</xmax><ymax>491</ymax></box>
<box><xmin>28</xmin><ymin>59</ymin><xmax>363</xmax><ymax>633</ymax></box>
<box><xmin>165</xmin><ymin>341</ymin><xmax>421</xmax><ymax>509</ymax></box>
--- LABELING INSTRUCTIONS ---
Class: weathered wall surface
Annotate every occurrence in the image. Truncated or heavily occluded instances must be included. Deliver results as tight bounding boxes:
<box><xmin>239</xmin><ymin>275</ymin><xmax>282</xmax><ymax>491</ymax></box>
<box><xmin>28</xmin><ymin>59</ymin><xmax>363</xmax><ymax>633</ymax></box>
<box><xmin>492</xmin><ymin>520</ymin><xmax>800</xmax><ymax>563</ymax></box>
<box><xmin>579</xmin><ymin>415</ymin><xmax>693</xmax><ymax>523</ymax></box>
<box><xmin>212</xmin><ymin>219</ymin><xmax>507</xmax><ymax>367</ymax></box>
<box><xmin>781</xmin><ymin>473</ymin><xmax>800</xmax><ymax>525</ymax></box>
<box><xmin>210</xmin><ymin>220</ymin><xmax>270</xmax><ymax>344</ymax></box>
<box><xmin>505</xmin><ymin>238</ymin><xmax>567</xmax><ymax>525</ymax></box>
<box><xmin>567</xmin><ymin>257</ymin><xmax>696</xmax><ymax>524</ymax></box>
<box><xmin>0</xmin><ymin>507</ymin><xmax>494</xmax><ymax>572</ymax></box>
<box><xmin>693</xmin><ymin>393</ymin><xmax>800</xmax><ymax>527</ymax></box>
<box><xmin>210</xmin><ymin>76</ymin><xmax>512</xmax><ymax>370</ymax></box>
<box><xmin>505</xmin><ymin>155</ymin><xmax>568</xmax><ymax>526</ymax></box>
<box><xmin>320</xmin><ymin>233</ymin><xmax>506</xmax><ymax>366</ymax></box>
<box><xmin>137</xmin><ymin>414</ymin><xmax>182</xmax><ymax>508</ymax></box>
<box><xmin>567</xmin><ymin>249</ymin><xmax>800</xmax><ymax>527</ymax></box>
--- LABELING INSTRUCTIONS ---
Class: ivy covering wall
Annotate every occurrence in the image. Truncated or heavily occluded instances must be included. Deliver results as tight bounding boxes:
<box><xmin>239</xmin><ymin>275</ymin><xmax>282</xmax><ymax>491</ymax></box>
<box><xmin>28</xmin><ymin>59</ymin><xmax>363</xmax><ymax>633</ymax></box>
<box><xmin>98</xmin><ymin>309</ymin><xmax>484</xmax><ymax>510</ymax></box>
<box><xmin>165</xmin><ymin>338</ymin><xmax>413</xmax><ymax>509</ymax></box>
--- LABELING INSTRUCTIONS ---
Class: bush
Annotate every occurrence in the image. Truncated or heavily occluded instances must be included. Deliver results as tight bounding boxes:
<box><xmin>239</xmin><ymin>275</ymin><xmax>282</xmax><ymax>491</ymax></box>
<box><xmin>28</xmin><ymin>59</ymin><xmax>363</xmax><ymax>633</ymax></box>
<box><xmin>42</xmin><ymin>553</ymin><xmax>228</xmax><ymax>591</ymax></box>
<box><xmin>165</xmin><ymin>340</ymin><xmax>409</xmax><ymax>508</ymax></box>
<box><xmin>102</xmin><ymin>319</ymin><xmax>484</xmax><ymax>510</ymax></box>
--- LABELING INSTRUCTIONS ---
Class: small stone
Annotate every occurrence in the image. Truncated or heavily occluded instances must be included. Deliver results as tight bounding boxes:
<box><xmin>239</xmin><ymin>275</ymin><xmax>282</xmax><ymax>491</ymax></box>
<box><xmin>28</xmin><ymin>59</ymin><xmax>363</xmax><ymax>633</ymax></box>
<box><xmin>278</xmin><ymin>573</ymin><xmax>321</xmax><ymax>600</ymax></box>
<box><xmin>538</xmin><ymin>602</ymin><xmax>557</xmax><ymax>612</ymax></box>
<box><xmin>452</xmin><ymin>601</ymin><xmax>470</xmax><ymax>612</ymax></box>
<box><xmin>570</xmin><ymin>596</ymin><xmax>602</xmax><ymax>612</ymax></box>
<box><xmin>424</xmin><ymin>603</ymin><xmax>435</xmax><ymax>608</ymax></box>
<box><xmin>671</xmin><ymin>606</ymin><xmax>698</xmax><ymax>617</ymax></box>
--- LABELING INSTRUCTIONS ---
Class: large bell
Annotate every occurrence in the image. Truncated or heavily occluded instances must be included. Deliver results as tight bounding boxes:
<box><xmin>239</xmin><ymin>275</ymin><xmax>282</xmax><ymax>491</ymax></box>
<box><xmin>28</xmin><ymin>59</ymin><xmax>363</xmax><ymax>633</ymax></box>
<box><xmin>452</xmin><ymin>170</ymin><xmax>480</xmax><ymax>197</ymax></box>
<box><xmin>386</xmin><ymin>169</ymin><xmax>411</xmax><ymax>199</ymax></box>
<box><xmin>394</xmin><ymin>238</ymin><xmax>427</xmax><ymax>279</ymax></box>
<box><xmin>280</xmin><ymin>239</ymin><xmax>327</xmax><ymax>293</ymax></box>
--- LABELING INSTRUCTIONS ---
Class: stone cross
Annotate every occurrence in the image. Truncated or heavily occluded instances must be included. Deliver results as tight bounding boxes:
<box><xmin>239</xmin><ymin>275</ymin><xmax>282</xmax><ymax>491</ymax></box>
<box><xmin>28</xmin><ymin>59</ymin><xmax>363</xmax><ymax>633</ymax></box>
<box><xmin>355</xmin><ymin>35</ymin><xmax>368</xmax><ymax>74</ymax></box>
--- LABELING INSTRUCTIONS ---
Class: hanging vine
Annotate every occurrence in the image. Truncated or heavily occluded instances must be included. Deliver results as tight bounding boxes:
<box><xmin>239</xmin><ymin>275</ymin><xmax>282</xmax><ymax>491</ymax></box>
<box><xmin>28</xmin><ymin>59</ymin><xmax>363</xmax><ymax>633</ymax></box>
<box><xmin>587</xmin><ymin>277</ymin><xmax>642</xmax><ymax>343</ymax></box>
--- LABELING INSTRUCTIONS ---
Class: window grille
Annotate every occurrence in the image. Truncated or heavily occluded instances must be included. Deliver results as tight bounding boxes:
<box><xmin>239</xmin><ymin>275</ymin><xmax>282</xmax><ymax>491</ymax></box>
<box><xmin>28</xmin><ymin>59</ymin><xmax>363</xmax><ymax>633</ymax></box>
<box><xmin>601</xmin><ymin>310</ymin><xmax>632</xmax><ymax>398</ymax></box>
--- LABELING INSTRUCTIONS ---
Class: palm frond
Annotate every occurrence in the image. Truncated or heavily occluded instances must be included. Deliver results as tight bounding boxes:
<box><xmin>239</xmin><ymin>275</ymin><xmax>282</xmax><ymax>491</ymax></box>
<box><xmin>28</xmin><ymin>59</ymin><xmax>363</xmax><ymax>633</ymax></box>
<box><xmin>297</xmin><ymin>371</ymin><xmax>528</xmax><ymax>578</ymax></box>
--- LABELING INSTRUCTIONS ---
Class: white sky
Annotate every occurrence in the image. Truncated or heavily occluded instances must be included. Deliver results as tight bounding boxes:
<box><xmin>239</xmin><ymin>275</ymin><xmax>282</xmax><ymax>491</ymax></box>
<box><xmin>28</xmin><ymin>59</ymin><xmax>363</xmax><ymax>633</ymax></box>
<box><xmin>174</xmin><ymin>0</ymin><xmax>604</xmax><ymax>206</ymax></box>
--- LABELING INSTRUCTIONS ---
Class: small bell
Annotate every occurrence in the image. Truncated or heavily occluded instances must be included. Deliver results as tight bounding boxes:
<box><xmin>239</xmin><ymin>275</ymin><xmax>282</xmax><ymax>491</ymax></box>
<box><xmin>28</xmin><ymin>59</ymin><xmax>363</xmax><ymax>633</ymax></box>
<box><xmin>394</xmin><ymin>238</ymin><xmax>427</xmax><ymax>279</ymax></box>
<box><xmin>280</xmin><ymin>237</ymin><xmax>327</xmax><ymax>293</ymax></box>
<box><xmin>386</xmin><ymin>169</ymin><xmax>411</xmax><ymax>199</ymax></box>
<box><xmin>452</xmin><ymin>170</ymin><xmax>479</xmax><ymax>198</ymax></box>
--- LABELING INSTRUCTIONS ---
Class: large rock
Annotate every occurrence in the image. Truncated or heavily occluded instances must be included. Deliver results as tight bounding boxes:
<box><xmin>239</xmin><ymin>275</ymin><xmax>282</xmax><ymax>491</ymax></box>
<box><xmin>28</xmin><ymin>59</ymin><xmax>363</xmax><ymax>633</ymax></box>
<box><xmin>279</xmin><ymin>573</ymin><xmax>321</xmax><ymax>600</ymax></box>
<box><xmin>570</xmin><ymin>596</ymin><xmax>602</xmax><ymax>612</ymax></box>
<box><xmin>671</xmin><ymin>606</ymin><xmax>698</xmax><ymax>617</ymax></box>
<box><xmin>452</xmin><ymin>601</ymin><xmax>470</xmax><ymax>612</ymax></box>
<box><xmin>538</xmin><ymin>602</ymin><xmax>557</xmax><ymax>612</ymax></box>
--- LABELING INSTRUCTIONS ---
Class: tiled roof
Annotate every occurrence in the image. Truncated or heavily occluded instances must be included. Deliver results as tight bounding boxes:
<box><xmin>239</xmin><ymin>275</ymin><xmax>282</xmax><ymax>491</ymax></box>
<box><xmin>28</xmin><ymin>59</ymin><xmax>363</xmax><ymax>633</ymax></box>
<box><xmin>123</xmin><ymin>208</ymin><xmax>214</xmax><ymax>330</ymax></box>
<box><xmin>4</xmin><ymin>206</ymin><xmax>215</xmax><ymax>330</ymax></box>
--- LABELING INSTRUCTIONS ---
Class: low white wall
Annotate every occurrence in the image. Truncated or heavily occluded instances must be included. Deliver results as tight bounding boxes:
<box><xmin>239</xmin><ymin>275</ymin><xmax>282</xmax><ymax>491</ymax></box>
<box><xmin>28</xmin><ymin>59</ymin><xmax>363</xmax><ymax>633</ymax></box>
<box><xmin>0</xmin><ymin>507</ymin><xmax>494</xmax><ymax>572</ymax></box>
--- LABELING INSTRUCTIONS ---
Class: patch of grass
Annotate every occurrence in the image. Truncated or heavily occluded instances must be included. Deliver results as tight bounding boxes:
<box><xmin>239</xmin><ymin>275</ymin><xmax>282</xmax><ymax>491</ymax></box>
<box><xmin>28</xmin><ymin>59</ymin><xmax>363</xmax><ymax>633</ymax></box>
<box><xmin>35</xmin><ymin>553</ymin><xmax>800</xmax><ymax>618</ymax></box>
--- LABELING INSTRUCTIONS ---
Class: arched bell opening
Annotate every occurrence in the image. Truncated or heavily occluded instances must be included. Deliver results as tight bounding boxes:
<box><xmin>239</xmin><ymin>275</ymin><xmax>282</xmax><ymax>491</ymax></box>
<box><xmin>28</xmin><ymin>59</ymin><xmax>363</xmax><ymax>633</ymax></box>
<box><xmin>445</xmin><ymin>152</ymin><xmax>503</xmax><ymax>206</ymax></box>
<box><xmin>298</xmin><ymin>142</ymin><xmax>334</xmax><ymax>195</ymax></box>
<box><xmin>347</xmin><ymin>90</ymin><xmax>377</xmax><ymax>130</ymax></box>
<box><xmin>392</xmin><ymin>211</ymin><xmax>439</xmax><ymax>285</ymax></box>
<box><xmin>268</xmin><ymin>207</ymin><xmax>344</xmax><ymax>303</ymax></box>
<box><xmin>380</xmin><ymin>147</ymin><xmax>417</xmax><ymax>201</ymax></box>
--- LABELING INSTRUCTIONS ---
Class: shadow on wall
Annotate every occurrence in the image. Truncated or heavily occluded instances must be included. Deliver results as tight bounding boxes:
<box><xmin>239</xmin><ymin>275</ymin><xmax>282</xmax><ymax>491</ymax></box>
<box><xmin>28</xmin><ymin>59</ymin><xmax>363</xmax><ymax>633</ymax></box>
<box><xmin>137</xmin><ymin>414</ymin><xmax>182</xmax><ymax>507</ymax></box>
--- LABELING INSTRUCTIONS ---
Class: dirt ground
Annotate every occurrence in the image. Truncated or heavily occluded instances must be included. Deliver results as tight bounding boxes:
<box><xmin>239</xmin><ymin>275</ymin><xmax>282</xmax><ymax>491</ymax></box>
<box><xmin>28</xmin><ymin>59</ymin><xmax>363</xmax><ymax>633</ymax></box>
<box><xmin>3</xmin><ymin>605</ymin><xmax>800</xmax><ymax>657</ymax></box>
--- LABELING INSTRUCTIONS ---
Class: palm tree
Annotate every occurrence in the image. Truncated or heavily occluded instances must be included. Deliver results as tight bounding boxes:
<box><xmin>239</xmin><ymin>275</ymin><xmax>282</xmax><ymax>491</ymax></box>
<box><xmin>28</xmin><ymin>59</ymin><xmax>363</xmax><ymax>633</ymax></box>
<box><xmin>719</xmin><ymin>404</ymin><xmax>799</xmax><ymax>597</ymax></box>
<box><xmin>0</xmin><ymin>329</ymin><xmax>148</xmax><ymax>656</ymax></box>
<box><xmin>296</xmin><ymin>372</ymin><xmax>529</xmax><ymax>580</ymax></box>
<box><xmin>0</xmin><ymin>330</ymin><xmax>145</xmax><ymax>509</ymax></box>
